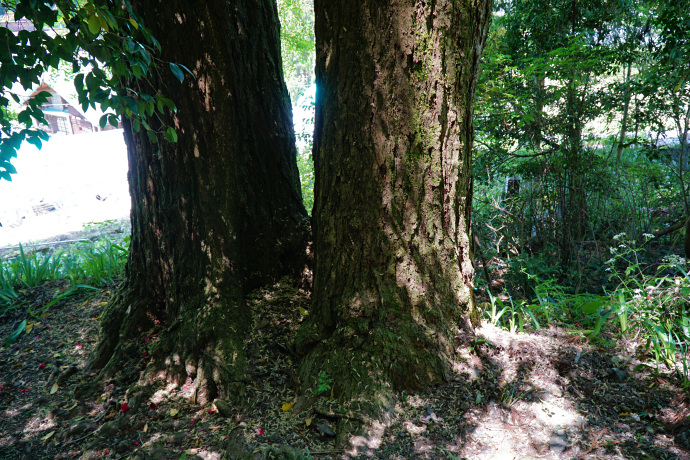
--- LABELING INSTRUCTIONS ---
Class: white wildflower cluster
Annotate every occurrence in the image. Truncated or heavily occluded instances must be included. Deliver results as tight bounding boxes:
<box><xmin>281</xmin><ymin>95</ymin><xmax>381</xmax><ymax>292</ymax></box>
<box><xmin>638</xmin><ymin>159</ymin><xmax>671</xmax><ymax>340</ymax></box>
<box><xmin>662</xmin><ymin>254</ymin><xmax>685</xmax><ymax>266</ymax></box>
<box><xmin>605</xmin><ymin>258</ymin><xmax>615</xmax><ymax>264</ymax></box>
<box><xmin>609</xmin><ymin>247</ymin><xmax>617</xmax><ymax>254</ymax></box>
<box><xmin>613</xmin><ymin>232</ymin><xmax>626</xmax><ymax>241</ymax></box>
<box><xmin>643</xmin><ymin>233</ymin><xmax>654</xmax><ymax>241</ymax></box>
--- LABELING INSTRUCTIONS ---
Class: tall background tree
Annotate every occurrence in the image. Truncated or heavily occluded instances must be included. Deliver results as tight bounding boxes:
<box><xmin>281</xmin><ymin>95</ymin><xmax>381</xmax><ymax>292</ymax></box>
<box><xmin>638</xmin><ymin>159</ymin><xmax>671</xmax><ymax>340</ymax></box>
<box><xmin>295</xmin><ymin>0</ymin><xmax>492</xmax><ymax>441</ymax></box>
<box><xmin>477</xmin><ymin>0</ymin><xmax>643</xmax><ymax>267</ymax></box>
<box><xmin>90</xmin><ymin>0</ymin><xmax>309</xmax><ymax>403</ymax></box>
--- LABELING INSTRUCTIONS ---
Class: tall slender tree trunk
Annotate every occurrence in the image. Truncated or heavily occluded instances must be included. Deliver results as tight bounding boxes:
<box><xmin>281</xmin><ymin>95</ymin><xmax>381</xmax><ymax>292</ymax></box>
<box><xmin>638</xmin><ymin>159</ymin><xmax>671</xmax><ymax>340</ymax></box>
<box><xmin>560</xmin><ymin>76</ymin><xmax>586</xmax><ymax>267</ymax></box>
<box><xmin>532</xmin><ymin>74</ymin><xmax>546</xmax><ymax>148</ymax></box>
<box><xmin>616</xmin><ymin>62</ymin><xmax>632</xmax><ymax>163</ymax></box>
<box><xmin>90</xmin><ymin>0</ymin><xmax>309</xmax><ymax>404</ymax></box>
<box><xmin>295</xmin><ymin>0</ymin><xmax>491</xmax><ymax>443</ymax></box>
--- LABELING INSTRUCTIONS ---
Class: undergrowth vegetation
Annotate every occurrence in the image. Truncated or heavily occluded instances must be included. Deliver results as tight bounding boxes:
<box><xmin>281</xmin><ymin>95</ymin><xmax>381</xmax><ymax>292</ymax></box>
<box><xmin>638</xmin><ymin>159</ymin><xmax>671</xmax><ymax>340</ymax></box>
<box><xmin>0</xmin><ymin>236</ymin><xmax>128</xmax><ymax>317</ymax></box>
<box><xmin>476</xmin><ymin>233</ymin><xmax>690</xmax><ymax>392</ymax></box>
<box><xmin>464</xmin><ymin>0</ymin><xmax>690</xmax><ymax>394</ymax></box>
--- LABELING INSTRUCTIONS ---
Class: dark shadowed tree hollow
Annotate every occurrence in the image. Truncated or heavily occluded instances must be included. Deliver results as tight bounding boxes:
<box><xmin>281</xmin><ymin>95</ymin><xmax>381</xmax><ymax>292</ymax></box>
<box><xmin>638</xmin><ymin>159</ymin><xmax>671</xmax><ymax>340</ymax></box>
<box><xmin>295</xmin><ymin>0</ymin><xmax>492</xmax><ymax>443</ymax></box>
<box><xmin>90</xmin><ymin>0</ymin><xmax>309</xmax><ymax>403</ymax></box>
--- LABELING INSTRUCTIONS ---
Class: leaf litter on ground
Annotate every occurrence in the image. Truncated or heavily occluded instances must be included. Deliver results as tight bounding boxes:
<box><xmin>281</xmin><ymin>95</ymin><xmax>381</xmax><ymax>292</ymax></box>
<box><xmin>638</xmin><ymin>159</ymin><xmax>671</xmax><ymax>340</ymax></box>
<box><xmin>0</xmin><ymin>276</ymin><xmax>688</xmax><ymax>458</ymax></box>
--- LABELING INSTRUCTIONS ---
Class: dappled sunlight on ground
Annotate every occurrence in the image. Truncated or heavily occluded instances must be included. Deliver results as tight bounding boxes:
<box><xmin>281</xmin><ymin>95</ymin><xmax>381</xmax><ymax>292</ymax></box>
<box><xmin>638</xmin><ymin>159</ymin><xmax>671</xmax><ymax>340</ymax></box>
<box><xmin>0</xmin><ymin>264</ymin><xmax>689</xmax><ymax>458</ymax></box>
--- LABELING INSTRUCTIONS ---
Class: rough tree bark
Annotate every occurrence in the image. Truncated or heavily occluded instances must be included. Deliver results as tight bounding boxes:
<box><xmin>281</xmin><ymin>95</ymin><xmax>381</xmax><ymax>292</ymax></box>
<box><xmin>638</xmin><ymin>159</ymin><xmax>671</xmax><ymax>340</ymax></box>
<box><xmin>90</xmin><ymin>0</ymin><xmax>309</xmax><ymax>403</ymax></box>
<box><xmin>295</xmin><ymin>0</ymin><xmax>492</xmax><ymax>443</ymax></box>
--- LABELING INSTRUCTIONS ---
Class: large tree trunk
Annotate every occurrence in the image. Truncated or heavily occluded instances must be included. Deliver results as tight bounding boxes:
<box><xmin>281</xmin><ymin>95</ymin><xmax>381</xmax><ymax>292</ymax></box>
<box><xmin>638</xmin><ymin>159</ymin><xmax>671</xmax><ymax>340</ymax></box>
<box><xmin>295</xmin><ymin>0</ymin><xmax>491</xmax><ymax>443</ymax></box>
<box><xmin>90</xmin><ymin>0</ymin><xmax>309</xmax><ymax>404</ymax></box>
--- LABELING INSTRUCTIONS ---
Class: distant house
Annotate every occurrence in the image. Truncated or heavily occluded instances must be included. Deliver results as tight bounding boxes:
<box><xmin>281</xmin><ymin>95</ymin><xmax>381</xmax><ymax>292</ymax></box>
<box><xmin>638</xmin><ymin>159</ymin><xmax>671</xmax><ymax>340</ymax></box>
<box><xmin>23</xmin><ymin>83</ymin><xmax>119</xmax><ymax>136</ymax></box>
<box><xmin>1</xmin><ymin>10</ymin><xmax>36</xmax><ymax>33</ymax></box>
<box><xmin>2</xmin><ymin>18</ymin><xmax>35</xmax><ymax>32</ymax></box>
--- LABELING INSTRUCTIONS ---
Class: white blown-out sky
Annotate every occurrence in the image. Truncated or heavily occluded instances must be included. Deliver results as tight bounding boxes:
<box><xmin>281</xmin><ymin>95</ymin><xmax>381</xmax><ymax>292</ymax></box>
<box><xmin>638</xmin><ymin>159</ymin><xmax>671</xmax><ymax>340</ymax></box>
<box><xmin>0</xmin><ymin>130</ymin><xmax>130</xmax><ymax>246</ymax></box>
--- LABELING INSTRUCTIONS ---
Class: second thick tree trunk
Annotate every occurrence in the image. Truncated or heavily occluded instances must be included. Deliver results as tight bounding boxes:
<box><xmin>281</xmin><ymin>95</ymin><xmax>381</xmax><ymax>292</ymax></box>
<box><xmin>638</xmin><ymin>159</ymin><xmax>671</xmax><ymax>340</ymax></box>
<box><xmin>296</xmin><ymin>0</ymin><xmax>492</xmax><ymax>442</ymax></box>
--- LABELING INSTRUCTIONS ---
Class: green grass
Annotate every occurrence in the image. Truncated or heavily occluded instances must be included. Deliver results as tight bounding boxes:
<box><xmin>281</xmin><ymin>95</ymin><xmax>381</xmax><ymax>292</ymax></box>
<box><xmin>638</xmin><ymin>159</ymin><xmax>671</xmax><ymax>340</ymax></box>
<box><xmin>0</xmin><ymin>236</ymin><xmax>129</xmax><ymax>315</ymax></box>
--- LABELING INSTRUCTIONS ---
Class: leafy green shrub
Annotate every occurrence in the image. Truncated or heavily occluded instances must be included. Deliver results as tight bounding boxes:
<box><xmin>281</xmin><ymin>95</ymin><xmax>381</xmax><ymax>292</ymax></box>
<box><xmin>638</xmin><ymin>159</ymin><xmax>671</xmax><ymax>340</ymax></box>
<box><xmin>297</xmin><ymin>147</ymin><xmax>314</xmax><ymax>214</ymax></box>
<box><xmin>482</xmin><ymin>292</ymin><xmax>541</xmax><ymax>333</ymax></box>
<box><xmin>61</xmin><ymin>237</ymin><xmax>129</xmax><ymax>286</ymax></box>
<box><xmin>601</xmin><ymin>234</ymin><xmax>690</xmax><ymax>388</ymax></box>
<box><xmin>16</xmin><ymin>244</ymin><xmax>63</xmax><ymax>287</ymax></box>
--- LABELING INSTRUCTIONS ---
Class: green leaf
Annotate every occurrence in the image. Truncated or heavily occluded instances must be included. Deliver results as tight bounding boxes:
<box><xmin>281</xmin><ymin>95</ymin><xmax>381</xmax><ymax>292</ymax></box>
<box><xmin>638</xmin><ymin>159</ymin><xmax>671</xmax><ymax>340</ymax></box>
<box><xmin>3</xmin><ymin>320</ymin><xmax>27</xmax><ymax>348</ymax></box>
<box><xmin>146</xmin><ymin>130</ymin><xmax>158</xmax><ymax>144</ymax></box>
<box><xmin>579</xmin><ymin>299</ymin><xmax>608</xmax><ymax>315</ymax></box>
<box><xmin>164</xmin><ymin>127</ymin><xmax>178</xmax><ymax>143</ymax></box>
<box><xmin>3</xmin><ymin>162</ymin><xmax>16</xmax><ymax>174</ymax></box>
<box><xmin>87</xmin><ymin>15</ymin><xmax>101</xmax><ymax>35</ymax></box>
<box><xmin>26</xmin><ymin>136</ymin><xmax>43</xmax><ymax>149</ymax></box>
<box><xmin>131</xmin><ymin>63</ymin><xmax>144</xmax><ymax>78</ymax></box>
<box><xmin>99</xmin><ymin>115</ymin><xmax>108</xmax><ymax>129</ymax></box>
<box><xmin>17</xmin><ymin>110</ymin><xmax>32</xmax><ymax>126</ymax></box>
<box><xmin>99</xmin><ymin>12</ymin><xmax>114</xmax><ymax>31</ymax></box>
<box><xmin>34</xmin><ymin>91</ymin><xmax>51</xmax><ymax>104</ymax></box>
<box><xmin>113</xmin><ymin>60</ymin><xmax>127</xmax><ymax>77</ymax></box>
<box><xmin>169</xmin><ymin>63</ymin><xmax>184</xmax><ymax>83</ymax></box>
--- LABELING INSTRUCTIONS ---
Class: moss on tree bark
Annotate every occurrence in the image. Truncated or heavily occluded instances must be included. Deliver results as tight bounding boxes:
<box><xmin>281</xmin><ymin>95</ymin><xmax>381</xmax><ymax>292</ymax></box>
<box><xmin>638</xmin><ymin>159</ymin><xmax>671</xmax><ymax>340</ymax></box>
<box><xmin>296</xmin><ymin>0</ymin><xmax>492</xmax><ymax>444</ymax></box>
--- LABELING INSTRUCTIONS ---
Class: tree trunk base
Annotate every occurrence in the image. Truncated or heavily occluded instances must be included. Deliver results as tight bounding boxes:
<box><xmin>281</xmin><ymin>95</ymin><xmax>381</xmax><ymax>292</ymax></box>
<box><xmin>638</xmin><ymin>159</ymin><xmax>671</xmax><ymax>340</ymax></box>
<box><xmin>89</xmin><ymin>287</ymin><xmax>249</xmax><ymax>405</ymax></box>
<box><xmin>297</xmin><ymin>318</ymin><xmax>475</xmax><ymax>447</ymax></box>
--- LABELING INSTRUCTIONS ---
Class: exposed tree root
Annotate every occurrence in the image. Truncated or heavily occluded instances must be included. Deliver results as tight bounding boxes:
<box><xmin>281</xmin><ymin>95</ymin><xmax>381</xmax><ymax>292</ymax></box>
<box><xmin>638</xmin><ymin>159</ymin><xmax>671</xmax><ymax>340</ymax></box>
<box><xmin>296</xmin><ymin>318</ymin><xmax>475</xmax><ymax>448</ymax></box>
<box><xmin>89</xmin><ymin>287</ymin><xmax>249</xmax><ymax>404</ymax></box>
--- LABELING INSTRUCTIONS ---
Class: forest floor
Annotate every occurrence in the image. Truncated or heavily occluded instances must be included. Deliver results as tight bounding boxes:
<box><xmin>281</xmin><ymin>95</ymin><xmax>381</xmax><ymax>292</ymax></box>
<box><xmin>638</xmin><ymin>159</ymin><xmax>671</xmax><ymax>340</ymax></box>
<box><xmin>0</xmin><ymin>230</ymin><xmax>690</xmax><ymax>459</ymax></box>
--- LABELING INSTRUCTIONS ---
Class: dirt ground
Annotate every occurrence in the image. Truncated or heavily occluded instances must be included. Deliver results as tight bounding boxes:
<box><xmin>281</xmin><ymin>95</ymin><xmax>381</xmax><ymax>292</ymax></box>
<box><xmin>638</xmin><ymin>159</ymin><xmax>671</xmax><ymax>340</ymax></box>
<box><xmin>0</xmin><ymin>230</ymin><xmax>689</xmax><ymax>459</ymax></box>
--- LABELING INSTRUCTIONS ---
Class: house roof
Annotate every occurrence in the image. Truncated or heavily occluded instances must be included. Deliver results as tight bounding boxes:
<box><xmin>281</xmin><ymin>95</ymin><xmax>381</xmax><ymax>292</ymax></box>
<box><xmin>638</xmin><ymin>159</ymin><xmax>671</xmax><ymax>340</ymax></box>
<box><xmin>21</xmin><ymin>80</ymin><xmax>112</xmax><ymax>127</ymax></box>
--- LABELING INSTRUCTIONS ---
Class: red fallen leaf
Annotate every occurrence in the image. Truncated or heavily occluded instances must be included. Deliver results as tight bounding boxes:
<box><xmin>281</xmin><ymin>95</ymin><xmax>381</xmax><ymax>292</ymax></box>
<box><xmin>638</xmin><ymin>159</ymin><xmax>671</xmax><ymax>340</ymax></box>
<box><xmin>142</xmin><ymin>352</ymin><xmax>148</xmax><ymax>357</ymax></box>
<box><xmin>149</xmin><ymin>402</ymin><xmax>157</xmax><ymax>409</ymax></box>
<box><xmin>77</xmin><ymin>342</ymin><xmax>82</xmax><ymax>347</ymax></box>
<box><xmin>38</xmin><ymin>363</ymin><xmax>46</xmax><ymax>369</ymax></box>
<box><xmin>208</xmin><ymin>409</ymin><xmax>215</xmax><ymax>414</ymax></box>
<box><xmin>191</xmin><ymin>418</ymin><xmax>197</xmax><ymax>424</ymax></box>
<box><xmin>134</xmin><ymin>441</ymin><xmax>140</xmax><ymax>446</ymax></box>
<box><xmin>144</xmin><ymin>337</ymin><xmax>150</xmax><ymax>343</ymax></box>
<box><xmin>21</xmin><ymin>389</ymin><xmax>29</xmax><ymax>393</ymax></box>
<box><xmin>257</xmin><ymin>429</ymin><xmax>264</xmax><ymax>435</ymax></box>
<box><xmin>121</xmin><ymin>402</ymin><xmax>130</xmax><ymax>412</ymax></box>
